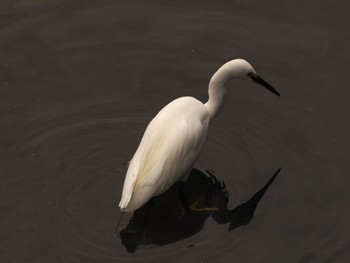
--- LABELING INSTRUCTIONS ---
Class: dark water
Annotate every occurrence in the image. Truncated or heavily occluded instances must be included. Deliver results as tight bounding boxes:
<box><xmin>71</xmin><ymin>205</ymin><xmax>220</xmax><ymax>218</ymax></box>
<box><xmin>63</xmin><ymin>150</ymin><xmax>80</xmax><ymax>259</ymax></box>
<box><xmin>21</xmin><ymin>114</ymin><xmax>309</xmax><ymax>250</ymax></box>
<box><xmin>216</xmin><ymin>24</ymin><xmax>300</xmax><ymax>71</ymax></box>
<box><xmin>1</xmin><ymin>0</ymin><xmax>349</xmax><ymax>262</ymax></box>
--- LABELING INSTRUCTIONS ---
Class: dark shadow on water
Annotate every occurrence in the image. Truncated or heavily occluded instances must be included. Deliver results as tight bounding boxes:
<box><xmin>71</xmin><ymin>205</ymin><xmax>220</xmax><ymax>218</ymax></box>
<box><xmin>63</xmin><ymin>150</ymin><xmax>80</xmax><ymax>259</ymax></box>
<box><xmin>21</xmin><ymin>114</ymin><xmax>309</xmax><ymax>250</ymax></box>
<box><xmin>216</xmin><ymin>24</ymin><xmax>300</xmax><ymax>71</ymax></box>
<box><xmin>119</xmin><ymin>168</ymin><xmax>281</xmax><ymax>253</ymax></box>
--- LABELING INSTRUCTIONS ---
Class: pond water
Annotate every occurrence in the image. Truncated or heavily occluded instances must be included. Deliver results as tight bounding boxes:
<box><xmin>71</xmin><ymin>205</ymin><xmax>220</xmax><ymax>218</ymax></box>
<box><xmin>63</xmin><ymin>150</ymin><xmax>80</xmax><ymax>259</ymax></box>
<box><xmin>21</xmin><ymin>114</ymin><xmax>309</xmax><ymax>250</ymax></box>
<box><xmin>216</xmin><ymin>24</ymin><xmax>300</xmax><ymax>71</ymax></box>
<box><xmin>1</xmin><ymin>0</ymin><xmax>349</xmax><ymax>262</ymax></box>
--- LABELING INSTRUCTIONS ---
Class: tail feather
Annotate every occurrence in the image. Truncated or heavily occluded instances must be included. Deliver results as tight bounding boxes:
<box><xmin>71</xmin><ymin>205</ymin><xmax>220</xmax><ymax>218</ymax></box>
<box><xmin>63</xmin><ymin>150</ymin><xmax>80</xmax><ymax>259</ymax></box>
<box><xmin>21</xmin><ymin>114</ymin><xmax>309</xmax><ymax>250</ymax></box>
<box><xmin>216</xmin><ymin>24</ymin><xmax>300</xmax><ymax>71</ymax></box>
<box><xmin>119</xmin><ymin>192</ymin><xmax>132</xmax><ymax>210</ymax></box>
<box><xmin>119</xmin><ymin>171</ymin><xmax>137</xmax><ymax>210</ymax></box>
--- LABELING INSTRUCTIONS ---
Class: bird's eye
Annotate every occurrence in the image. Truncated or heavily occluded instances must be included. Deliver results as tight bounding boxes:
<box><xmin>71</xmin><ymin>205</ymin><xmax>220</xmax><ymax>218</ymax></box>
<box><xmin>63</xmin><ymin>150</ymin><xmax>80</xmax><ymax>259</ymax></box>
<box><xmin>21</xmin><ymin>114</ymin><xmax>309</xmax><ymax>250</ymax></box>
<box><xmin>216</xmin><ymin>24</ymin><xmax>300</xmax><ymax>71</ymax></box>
<box><xmin>247</xmin><ymin>72</ymin><xmax>254</xmax><ymax>80</ymax></box>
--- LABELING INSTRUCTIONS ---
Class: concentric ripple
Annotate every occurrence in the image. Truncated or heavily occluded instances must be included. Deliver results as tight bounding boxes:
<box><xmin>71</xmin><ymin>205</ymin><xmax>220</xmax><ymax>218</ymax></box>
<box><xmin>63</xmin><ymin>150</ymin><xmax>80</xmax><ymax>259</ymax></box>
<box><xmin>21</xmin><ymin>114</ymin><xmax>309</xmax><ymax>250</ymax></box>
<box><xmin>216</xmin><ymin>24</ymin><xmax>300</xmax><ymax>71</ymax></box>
<box><xmin>2</xmin><ymin>93</ymin><xmax>289</xmax><ymax>262</ymax></box>
<box><xmin>2</xmin><ymin>1</ymin><xmax>348</xmax><ymax>262</ymax></box>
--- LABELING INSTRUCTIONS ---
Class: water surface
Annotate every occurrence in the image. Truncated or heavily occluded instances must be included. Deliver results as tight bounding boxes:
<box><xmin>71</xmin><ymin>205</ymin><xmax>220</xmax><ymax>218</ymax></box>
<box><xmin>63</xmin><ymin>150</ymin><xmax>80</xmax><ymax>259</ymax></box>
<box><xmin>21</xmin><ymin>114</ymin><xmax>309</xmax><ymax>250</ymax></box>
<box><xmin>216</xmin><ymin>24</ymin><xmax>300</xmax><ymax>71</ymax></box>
<box><xmin>1</xmin><ymin>0</ymin><xmax>349</xmax><ymax>262</ymax></box>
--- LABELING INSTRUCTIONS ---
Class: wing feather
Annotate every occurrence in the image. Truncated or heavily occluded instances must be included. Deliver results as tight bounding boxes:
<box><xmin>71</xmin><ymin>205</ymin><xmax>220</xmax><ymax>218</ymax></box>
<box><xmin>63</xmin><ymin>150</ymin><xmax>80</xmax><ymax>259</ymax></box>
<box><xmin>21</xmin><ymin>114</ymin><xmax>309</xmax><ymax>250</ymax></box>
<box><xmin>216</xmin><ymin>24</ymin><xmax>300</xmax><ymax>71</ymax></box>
<box><xmin>119</xmin><ymin>97</ymin><xmax>209</xmax><ymax>211</ymax></box>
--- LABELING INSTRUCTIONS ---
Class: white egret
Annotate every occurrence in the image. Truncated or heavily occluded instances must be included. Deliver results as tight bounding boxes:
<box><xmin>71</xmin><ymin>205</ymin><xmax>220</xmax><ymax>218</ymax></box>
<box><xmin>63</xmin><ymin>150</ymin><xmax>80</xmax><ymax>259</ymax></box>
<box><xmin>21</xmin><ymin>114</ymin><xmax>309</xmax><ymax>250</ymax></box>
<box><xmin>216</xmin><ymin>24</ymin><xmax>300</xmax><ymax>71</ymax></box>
<box><xmin>119</xmin><ymin>59</ymin><xmax>279</xmax><ymax>212</ymax></box>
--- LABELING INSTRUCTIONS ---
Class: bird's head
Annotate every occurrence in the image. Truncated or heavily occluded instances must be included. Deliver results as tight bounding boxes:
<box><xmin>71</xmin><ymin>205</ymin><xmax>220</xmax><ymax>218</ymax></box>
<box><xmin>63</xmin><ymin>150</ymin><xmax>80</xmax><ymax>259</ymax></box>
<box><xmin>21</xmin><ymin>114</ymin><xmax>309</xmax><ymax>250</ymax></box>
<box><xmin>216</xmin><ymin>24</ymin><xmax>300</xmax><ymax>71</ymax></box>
<box><xmin>211</xmin><ymin>59</ymin><xmax>280</xmax><ymax>97</ymax></box>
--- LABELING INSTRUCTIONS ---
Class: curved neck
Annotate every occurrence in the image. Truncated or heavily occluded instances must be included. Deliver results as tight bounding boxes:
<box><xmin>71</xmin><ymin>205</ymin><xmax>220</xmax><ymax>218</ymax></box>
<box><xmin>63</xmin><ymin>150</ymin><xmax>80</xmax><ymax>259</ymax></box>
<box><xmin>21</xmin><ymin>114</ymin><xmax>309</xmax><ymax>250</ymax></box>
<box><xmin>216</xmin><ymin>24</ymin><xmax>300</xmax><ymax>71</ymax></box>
<box><xmin>204</xmin><ymin>65</ymin><xmax>235</xmax><ymax>120</ymax></box>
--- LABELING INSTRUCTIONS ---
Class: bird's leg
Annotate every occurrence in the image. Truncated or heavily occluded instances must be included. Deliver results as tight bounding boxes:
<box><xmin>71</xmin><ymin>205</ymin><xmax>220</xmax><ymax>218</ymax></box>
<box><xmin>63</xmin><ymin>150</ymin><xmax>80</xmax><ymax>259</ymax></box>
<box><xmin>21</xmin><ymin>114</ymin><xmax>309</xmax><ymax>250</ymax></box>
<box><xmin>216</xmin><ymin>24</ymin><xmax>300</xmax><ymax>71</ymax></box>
<box><xmin>178</xmin><ymin>183</ymin><xmax>189</xmax><ymax>208</ymax></box>
<box><xmin>178</xmin><ymin>183</ymin><xmax>190</xmax><ymax>219</ymax></box>
<box><xmin>114</xmin><ymin>212</ymin><xmax>125</xmax><ymax>238</ymax></box>
<box><xmin>142</xmin><ymin>198</ymin><xmax>153</xmax><ymax>240</ymax></box>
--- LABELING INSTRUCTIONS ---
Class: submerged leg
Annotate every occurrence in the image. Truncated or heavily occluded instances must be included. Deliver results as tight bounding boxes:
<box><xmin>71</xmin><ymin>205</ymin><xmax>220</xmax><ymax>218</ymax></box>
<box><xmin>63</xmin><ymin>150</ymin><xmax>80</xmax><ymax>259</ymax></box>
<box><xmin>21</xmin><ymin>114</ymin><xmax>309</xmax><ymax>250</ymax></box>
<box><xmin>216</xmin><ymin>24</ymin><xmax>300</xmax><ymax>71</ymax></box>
<box><xmin>178</xmin><ymin>183</ymin><xmax>189</xmax><ymax>208</ymax></box>
<box><xmin>178</xmin><ymin>183</ymin><xmax>189</xmax><ymax>219</ymax></box>
<box><xmin>142</xmin><ymin>198</ymin><xmax>154</xmax><ymax>240</ymax></box>
<box><xmin>114</xmin><ymin>212</ymin><xmax>125</xmax><ymax>238</ymax></box>
<box><xmin>179</xmin><ymin>181</ymin><xmax>219</xmax><ymax>213</ymax></box>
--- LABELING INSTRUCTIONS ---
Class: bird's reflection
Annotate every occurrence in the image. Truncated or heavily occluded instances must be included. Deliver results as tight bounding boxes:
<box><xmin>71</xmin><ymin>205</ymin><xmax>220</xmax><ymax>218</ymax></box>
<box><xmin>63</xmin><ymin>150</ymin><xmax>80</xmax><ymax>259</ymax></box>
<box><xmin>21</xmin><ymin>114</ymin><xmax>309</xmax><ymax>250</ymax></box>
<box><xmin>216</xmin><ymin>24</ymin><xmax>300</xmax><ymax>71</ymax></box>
<box><xmin>119</xmin><ymin>168</ymin><xmax>281</xmax><ymax>253</ymax></box>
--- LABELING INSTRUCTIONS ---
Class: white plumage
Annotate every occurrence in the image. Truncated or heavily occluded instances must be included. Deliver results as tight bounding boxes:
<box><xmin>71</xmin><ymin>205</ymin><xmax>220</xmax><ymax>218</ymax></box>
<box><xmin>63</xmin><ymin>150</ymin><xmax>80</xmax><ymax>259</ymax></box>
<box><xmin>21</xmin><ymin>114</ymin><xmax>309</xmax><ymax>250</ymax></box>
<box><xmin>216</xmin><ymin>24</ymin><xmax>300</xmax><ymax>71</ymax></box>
<box><xmin>119</xmin><ymin>59</ymin><xmax>279</xmax><ymax>212</ymax></box>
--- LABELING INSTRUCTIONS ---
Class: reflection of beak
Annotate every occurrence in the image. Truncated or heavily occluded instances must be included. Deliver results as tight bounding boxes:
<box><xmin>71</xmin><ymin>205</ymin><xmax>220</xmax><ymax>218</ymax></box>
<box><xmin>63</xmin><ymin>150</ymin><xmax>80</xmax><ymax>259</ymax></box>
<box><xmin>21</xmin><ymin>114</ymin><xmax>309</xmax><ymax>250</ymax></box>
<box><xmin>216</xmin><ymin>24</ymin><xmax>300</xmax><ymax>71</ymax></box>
<box><xmin>249</xmin><ymin>72</ymin><xmax>280</xmax><ymax>97</ymax></box>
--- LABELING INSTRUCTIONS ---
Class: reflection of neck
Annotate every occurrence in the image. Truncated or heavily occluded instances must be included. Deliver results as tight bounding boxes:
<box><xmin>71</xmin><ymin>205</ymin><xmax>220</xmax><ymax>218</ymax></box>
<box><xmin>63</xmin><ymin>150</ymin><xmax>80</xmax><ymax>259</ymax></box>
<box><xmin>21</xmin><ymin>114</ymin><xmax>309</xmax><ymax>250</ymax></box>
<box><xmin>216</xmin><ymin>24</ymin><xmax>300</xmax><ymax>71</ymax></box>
<box><xmin>211</xmin><ymin>168</ymin><xmax>280</xmax><ymax>231</ymax></box>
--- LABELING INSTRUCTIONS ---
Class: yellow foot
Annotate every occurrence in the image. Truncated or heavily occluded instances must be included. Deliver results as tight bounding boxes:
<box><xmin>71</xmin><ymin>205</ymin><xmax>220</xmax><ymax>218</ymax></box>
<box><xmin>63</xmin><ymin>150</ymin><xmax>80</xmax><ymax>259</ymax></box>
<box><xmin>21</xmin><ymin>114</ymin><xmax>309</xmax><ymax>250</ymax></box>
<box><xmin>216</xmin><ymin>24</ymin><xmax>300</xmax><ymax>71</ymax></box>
<box><xmin>122</xmin><ymin>229</ymin><xmax>138</xmax><ymax>233</ymax></box>
<box><xmin>189</xmin><ymin>207</ymin><xmax>219</xmax><ymax>212</ymax></box>
<box><xmin>189</xmin><ymin>197</ymin><xmax>220</xmax><ymax>212</ymax></box>
<box><xmin>178</xmin><ymin>197</ymin><xmax>220</xmax><ymax>219</ymax></box>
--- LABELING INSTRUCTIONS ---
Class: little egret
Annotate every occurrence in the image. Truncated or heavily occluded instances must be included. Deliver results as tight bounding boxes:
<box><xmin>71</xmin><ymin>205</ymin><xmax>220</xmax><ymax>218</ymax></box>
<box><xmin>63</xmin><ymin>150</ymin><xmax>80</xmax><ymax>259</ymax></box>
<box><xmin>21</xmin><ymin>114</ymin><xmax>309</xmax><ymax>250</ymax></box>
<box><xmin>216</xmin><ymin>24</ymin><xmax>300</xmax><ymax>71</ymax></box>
<box><xmin>119</xmin><ymin>59</ymin><xmax>279</xmax><ymax>212</ymax></box>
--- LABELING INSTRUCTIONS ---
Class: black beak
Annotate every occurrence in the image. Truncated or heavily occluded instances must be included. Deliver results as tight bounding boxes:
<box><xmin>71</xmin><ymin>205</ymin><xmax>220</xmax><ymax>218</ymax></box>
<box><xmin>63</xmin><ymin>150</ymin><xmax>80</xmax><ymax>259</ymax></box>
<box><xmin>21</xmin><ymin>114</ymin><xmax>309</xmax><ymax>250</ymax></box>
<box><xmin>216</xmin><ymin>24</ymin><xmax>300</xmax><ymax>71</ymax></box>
<box><xmin>249</xmin><ymin>73</ymin><xmax>280</xmax><ymax>97</ymax></box>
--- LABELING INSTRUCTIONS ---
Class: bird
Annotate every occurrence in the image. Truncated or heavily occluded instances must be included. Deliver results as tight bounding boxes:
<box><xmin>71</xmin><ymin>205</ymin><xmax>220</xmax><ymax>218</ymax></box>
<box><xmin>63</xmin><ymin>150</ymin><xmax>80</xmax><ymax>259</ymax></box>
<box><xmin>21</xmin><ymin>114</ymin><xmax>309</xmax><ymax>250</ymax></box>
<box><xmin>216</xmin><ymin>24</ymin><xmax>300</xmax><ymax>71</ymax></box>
<box><xmin>119</xmin><ymin>59</ymin><xmax>280</xmax><ymax>213</ymax></box>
